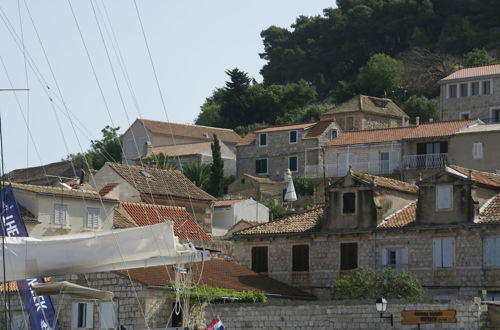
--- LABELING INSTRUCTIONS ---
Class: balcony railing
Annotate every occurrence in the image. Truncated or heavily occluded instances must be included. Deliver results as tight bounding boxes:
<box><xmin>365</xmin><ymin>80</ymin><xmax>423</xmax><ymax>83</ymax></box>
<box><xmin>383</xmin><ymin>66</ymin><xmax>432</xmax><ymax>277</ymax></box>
<box><xmin>403</xmin><ymin>153</ymin><xmax>448</xmax><ymax>170</ymax></box>
<box><xmin>305</xmin><ymin>160</ymin><xmax>400</xmax><ymax>178</ymax></box>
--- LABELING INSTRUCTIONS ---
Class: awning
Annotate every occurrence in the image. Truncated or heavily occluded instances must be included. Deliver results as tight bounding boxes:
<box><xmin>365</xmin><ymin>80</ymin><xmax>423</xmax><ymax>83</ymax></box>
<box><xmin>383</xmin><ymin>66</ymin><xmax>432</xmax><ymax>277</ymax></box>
<box><xmin>32</xmin><ymin>281</ymin><xmax>113</xmax><ymax>301</ymax></box>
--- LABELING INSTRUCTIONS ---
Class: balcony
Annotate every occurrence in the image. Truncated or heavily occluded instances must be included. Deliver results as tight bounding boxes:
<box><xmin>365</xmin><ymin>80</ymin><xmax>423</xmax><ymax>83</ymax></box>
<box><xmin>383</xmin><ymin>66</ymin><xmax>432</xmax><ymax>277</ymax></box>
<box><xmin>403</xmin><ymin>153</ymin><xmax>448</xmax><ymax>170</ymax></box>
<box><xmin>305</xmin><ymin>160</ymin><xmax>400</xmax><ymax>178</ymax></box>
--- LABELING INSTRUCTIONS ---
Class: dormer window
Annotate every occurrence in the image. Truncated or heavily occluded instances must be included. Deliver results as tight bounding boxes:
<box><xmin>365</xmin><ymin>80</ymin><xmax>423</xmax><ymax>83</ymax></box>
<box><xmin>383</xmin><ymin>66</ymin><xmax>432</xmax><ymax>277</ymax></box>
<box><xmin>258</xmin><ymin>133</ymin><xmax>267</xmax><ymax>147</ymax></box>
<box><xmin>342</xmin><ymin>192</ymin><xmax>356</xmax><ymax>214</ymax></box>
<box><xmin>436</xmin><ymin>184</ymin><xmax>452</xmax><ymax>210</ymax></box>
<box><xmin>289</xmin><ymin>130</ymin><xmax>298</xmax><ymax>144</ymax></box>
<box><xmin>330</xmin><ymin>129</ymin><xmax>338</xmax><ymax>140</ymax></box>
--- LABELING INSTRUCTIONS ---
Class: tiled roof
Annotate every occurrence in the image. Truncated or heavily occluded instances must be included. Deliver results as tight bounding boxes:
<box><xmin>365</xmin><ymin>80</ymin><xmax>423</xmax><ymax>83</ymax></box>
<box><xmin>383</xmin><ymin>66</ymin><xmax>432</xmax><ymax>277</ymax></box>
<box><xmin>456</xmin><ymin>123</ymin><xmax>500</xmax><ymax>134</ymax></box>
<box><xmin>233</xmin><ymin>207</ymin><xmax>323</xmax><ymax>237</ymax></box>
<box><xmin>120</xmin><ymin>202</ymin><xmax>211</xmax><ymax>241</ymax></box>
<box><xmin>479</xmin><ymin>193</ymin><xmax>500</xmax><ymax>224</ymax></box>
<box><xmin>144</xmin><ymin>142</ymin><xmax>212</xmax><ymax>157</ymax></box>
<box><xmin>11</xmin><ymin>183</ymin><xmax>117</xmax><ymax>202</ymax></box>
<box><xmin>448</xmin><ymin>165</ymin><xmax>500</xmax><ymax>189</ymax></box>
<box><xmin>106</xmin><ymin>162</ymin><xmax>215</xmax><ymax>201</ymax></box>
<box><xmin>237</xmin><ymin>121</ymin><xmax>330</xmax><ymax>146</ymax></box>
<box><xmin>113</xmin><ymin>208</ymin><xmax>138</xmax><ymax>229</ymax></box>
<box><xmin>140</xmin><ymin>119</ymin><xmax>241</xmax><ymax>145</ymax></box>
<box><xmin>363</xmin><ymin>174</ymin><xmax>419</xmax><ymax>194</ymax></box>
<box><xmin>7</xmin><ymin>159</ymin><xmax>88</xmax><ymax>186</ymax></box>
<box><xmin>213</xmin><ymin>199</ymin><xmax>247</xmax><ymax>207</ymax></box>
<box><xmin>99</xmin><ymin>183</ymin><xmax>118</xmax><ymax>196</ymax></box>
<box><xmin>117</xmin><ymin>258</ymin><xmax>313</xmax><ymax>297</ymax></box>
<box><xmin>19</xmin><ymin>204</ymin><xmax>38</xmax><ymax>223</ymax></box>
<box><xmin>378</xmin><ymin>202</ymin><xmax>416</xmax><ymax>229</ymax></box>
<box><xmin>242</xmin><ymin>173</ymin><xmax>284</xmax><ymax>184</ymax></box>
<box><xmin>439</xmin><ymin>64</ymin><xmax>500</xmax><ymax>82</ymax></box>
<box><xmin>321</xmin><ymin>95</ymin><xmax>408</xmax><ymax>119</ymax></box>
<box><xmin>326</xmin><ymin>119</ymin><xmax>479</xmax><ymax>147</ymax></box>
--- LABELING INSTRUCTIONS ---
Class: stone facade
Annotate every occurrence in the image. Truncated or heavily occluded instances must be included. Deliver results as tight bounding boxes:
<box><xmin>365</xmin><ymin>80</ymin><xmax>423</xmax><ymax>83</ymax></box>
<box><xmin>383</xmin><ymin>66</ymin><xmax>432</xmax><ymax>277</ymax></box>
<box><xmin>205</xmin><ymin>300</ymin><xmax>488</xmax><ymax>329</ymax></box>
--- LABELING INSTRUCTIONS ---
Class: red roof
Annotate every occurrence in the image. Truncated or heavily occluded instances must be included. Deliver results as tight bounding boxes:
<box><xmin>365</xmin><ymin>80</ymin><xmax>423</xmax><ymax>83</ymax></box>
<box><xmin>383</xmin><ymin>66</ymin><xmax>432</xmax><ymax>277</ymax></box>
<box><xmin>479</xmin><ymin>193</ymin><xmax>500</xmax><ymax>224</ymax></box>
<box><xmin>117</xmin><ymin>258</ymin><xmax>313</xmax><ymax>297</ymax></box>
<box><xmin>120</xmin><ymin>202</ymin><xmax>211</xmax><ymax>241</ymax></box>
<box><xmin>440</xmin><ymin>64</ymin><xmax>500</xmax><ymax>82</ymax></box>
<box><xmin>378</xmin><ymin>202</ymin><xmax>416</xmax><ymax>229</ymax></box>
<box><xmin>448</xmin><ymin>165</ymin><xmax>500</xmax><ymax>189</ymax></box>
<box><xmin>99</xmin><ymin>183</ymin><xmax>118</xmax><ymax>196</ymax></box>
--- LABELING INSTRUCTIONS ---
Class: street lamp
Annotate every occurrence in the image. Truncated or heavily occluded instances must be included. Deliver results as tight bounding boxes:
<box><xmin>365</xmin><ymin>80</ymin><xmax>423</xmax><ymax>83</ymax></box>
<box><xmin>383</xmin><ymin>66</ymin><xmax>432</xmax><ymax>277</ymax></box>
<box><xmin>375</xmin><ymin>297</ymin><xmax>393</xmax><ymax>326</ymax></box>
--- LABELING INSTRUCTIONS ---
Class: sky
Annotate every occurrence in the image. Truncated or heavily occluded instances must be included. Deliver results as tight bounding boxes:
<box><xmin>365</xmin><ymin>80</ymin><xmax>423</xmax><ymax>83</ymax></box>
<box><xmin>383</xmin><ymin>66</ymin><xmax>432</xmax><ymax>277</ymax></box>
<box><xmin>0</xmin><ymin>0</ymin><xmax>335</xmax><ymax>173</ymax></box>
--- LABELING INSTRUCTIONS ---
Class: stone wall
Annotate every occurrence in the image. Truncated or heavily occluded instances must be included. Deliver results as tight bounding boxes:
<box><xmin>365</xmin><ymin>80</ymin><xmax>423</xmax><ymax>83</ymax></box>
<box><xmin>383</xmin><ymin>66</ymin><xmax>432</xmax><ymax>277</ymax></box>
<box><xmin>205</xmin><ymin>300</ymin><xmax>488</xmax><ymax>330</ymax></box>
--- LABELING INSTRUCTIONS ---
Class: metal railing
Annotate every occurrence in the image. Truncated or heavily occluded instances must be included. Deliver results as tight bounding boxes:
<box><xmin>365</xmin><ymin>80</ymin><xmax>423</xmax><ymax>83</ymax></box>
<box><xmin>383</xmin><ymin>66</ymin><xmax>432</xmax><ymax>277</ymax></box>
<box><xmin>402</xmin><ymin>153</ymin><xmax>448</xmax><ymax>170</ymax></box>
<box><xmin>305</xmin><ymin>160</ymin><xmax>400</xmax><ymax>178</ymax></box>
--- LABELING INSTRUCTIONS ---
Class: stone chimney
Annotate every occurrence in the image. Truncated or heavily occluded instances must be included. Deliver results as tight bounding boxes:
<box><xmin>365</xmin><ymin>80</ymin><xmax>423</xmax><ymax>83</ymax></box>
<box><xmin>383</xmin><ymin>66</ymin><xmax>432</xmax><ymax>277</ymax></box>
<box><xmin>416</xmin><ymin>116</ymin><xmax>420</xmax><ymax>125</ymax></box>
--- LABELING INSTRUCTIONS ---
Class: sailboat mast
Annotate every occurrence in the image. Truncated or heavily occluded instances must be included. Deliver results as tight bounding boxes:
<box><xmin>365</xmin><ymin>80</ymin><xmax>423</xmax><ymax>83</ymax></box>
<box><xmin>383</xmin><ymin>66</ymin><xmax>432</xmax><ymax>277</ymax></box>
<box><xmin>0</xmin><ymin>113</ymin><xmax>8</xmax><ymax>329</ymax></box>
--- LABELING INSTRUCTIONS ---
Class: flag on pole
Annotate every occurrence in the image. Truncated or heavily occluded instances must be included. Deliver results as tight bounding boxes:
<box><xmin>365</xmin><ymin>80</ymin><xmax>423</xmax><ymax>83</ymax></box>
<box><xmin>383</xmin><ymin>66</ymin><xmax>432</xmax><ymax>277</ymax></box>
<box><xmin>206</xmin><ymin>317</ymin><xmax>224</xmax><ymax>330</ymax></box>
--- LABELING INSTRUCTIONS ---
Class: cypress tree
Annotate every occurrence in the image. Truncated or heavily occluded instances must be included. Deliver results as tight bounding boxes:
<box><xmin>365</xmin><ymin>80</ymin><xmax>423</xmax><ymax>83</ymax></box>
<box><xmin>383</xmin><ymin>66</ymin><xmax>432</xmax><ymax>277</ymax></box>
<box><xmin>208</xmin><ymin>134</ymin><xmax>224</xmax><ymax>197</ymax></box>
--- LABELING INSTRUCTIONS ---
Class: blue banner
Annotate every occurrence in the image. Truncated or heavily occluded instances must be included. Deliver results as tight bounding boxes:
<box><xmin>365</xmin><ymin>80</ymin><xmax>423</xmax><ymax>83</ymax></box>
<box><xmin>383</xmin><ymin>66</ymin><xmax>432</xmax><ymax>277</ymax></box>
<box><xmin>1</xmin><ymin>185</ymin><xmax>60</xmax><ymax>330</ymax></box>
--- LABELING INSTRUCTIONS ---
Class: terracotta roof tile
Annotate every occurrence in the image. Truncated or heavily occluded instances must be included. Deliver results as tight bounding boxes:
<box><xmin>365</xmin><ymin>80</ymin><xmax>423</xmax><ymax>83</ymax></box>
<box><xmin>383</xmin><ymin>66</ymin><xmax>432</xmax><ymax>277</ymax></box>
<box><xmin>378</xmin><ymin>202</ymin><xmax>416</xmax><ymax>229</ymax></box>
<box><xmin>448</xmin><ymin>165</ymin><xmax>500</xmax><ymax>189</ymax></box>
<box><xmin>234</xmin><ymin>207</ymin><xmax>323</xmax><ymax>236</ymax></box>
<box><xmin>12</xmin><ymin>182</ymin><xmax>117</xmax><ymax>202</ymax></box>
<box><xmin>439</xmin><ymin>64</ymin><xmax>500</xmax><ymax>82</ymax></box>
<box><xmin>140</xmin><ymin>119</ymin><xmax>241</xmax><ymax>145</ymax></box>
<box><xmin>99</xmin><ymin>183</ymin><xmax>118</xmax><ymax>196</ymax></box>
<box><xmin>106</xmin><ymin>163</ymin><xmax>215</xmax><ymax>201</ymax></box>
<box><xmin>236</xmin><ymin>132</ymin><xmax>256</xmax><ymax>146</ymax></box>
<box><xmin>113</xmin><ymin>208</ymin><xmax>138</xmax><ymax>229</ymax></box>
<box><xmin>120</xmin><ymin>202</ymin><xmax>211</xmax><ymax>241</ymax></box>
<box><xmin>242</xmin><ymin>173</ymin><xmax>284</xmax><ymax>184</ymax></box>
<box><xmin>479</xmin><ymin>193</ymin><xmax>500</xmax><ymax>224</ymax></box>
<box><xmin>321</xmin><ymin>95</ymin><xmax>408</xmax><ymax>119</ymax></box>
<box><xmin>237</xmin><ymin>121</ymin><xmax>324</xmax><ymax>146</ymax></box>
<box><xmin>117</xmin><ymin>258</ymin><xmax>313</xmax><ymax>297</ymax></box>
<box><xmin>304</xmin><ymin>120</ymin><xmax>334</xmax><ymax>139</ymax></box>
<box><xmin>326</xmin><ymin>120</ymin><xmax>479</xmax><ymax>147</ymax></box>
<box><xmin>363</xmin><ymin>174</ymin><xmax>419</xmax><ymax>194</ymax></box>
<box><xmin>213</xmin><ymin>199</ymin><xmax>247</xmax><ymax>207</ymax></box>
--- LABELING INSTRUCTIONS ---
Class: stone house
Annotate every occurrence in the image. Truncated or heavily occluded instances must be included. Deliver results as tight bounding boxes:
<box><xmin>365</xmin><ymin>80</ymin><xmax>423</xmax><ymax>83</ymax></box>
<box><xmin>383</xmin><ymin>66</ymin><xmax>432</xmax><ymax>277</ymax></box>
<box><xmin>11</xmin><ymin>183</ymin><xmax>118</xmax><ymax>237</ymax></box>
<box><xmin>227</xmin><ymin>173</ymin><xmax>288</xmax><ymax>203</ymax></box>
<box><xmin>320</xmin><ymin>94</ymin><xmax>410</xmax><ymax>131</ymax></box>
<box><xmin>236</xmin><ymin>120</ymin><xmax>339</xmax><ymax>179</ymax></box>
<box><xmin>449</xmin><ymin>123</ymin><xmax>500</xmax><ymax>174</ymax></box>
<box><xmin>122</xmin><ymin>118</ymin><xmax>241</xmax><ymax>164</ymax></box>
<box><xmin>439</xmin><ymin>63</ymin><xmax>500</xmax><ymax>122</ymax></box>
<box><xmin>212</xmin><ymin>198</ymin><xmax>269</xmax><ymax>236</ymax></box>
<box><xmin>232</xmin><ymin>166</ymin><xmax>500</xmax><ymax>301</ymax></box>
<box><xmin>7</xmin><ymin>159</ymin><xmax>88</xmax><ymax>186</ymax></box>
<box><xmin>92</xmin><ymin>162</ymin><xmax>215</xmax><ymax>232</ymax></box>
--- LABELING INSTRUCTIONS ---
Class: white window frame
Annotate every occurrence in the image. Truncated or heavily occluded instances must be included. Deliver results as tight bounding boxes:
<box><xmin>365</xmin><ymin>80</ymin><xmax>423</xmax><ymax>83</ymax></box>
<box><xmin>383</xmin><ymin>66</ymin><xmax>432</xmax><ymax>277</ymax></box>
<box><xmin>459</xmin><ymin>111</ymin><xmax>471</xmax><ymax>120</ymax></box>
<box><xmin>255</xmin><ymin>158</ymin><xmax>268</xmax><ymax>175</ymax></box>
<box><xmin>436</xmin><ymin>184</ymin><xmax>453</xmax><ymax>210</ymax></box>
<box><xmin>72</xmin><ymin>302</ymin><xmax>93</xmax><ymax>329</ymax></box>
<box><xmin>472</xmin><ymin>142</ymin><xmax>483</xmax><ymax>160</ymax></box>
<box><xmin>484</xmin><ymin>237</ymin><xmax>500</xmax><ymax>268</ymax></box>
<box><xmin>53</xmin><ymin>203</ymin><xmax>68</xmax><ymax>225</ymax></box>
<box><xmin>288</xmin><ymin>156</ymin><xmax>298</xmax><ymax>173</ymax></box>
<box><xmin>289</xmin><ymin>130</ymin><xmax>298</xmax><ymax>144</ymax></box>
<box><xmin>86</xmin><ymin>207</ymin><xmax>101</xmax><ymax>229</ymax></box>
<box><xmin>381</xmin><ymin>247</ymin><xmax>408</xmax><ymax>271</ymax></box>
<box><xmin>433</xmin><ymin>237</ymin><xmax>454</xmax><ymax>268</ymax></box>
<box><xmin>258</xmin><ymin>133</ymin><xmax>268</xmax><ymax>147</ymax></box>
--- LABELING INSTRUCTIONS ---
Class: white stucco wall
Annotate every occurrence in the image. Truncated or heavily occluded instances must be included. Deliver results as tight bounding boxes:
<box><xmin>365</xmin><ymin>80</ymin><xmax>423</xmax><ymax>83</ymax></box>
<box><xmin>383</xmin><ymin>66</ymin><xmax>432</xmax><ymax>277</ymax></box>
<box><xmin>212</xmin><ymin>199</ymin><xmax>269</xmax><ymax>235</ymax></box>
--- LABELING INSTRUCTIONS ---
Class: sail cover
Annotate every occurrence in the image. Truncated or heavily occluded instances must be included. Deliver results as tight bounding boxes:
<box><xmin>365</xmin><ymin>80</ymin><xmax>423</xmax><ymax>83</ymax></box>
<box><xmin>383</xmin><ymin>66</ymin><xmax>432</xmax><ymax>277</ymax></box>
<box><xmin>1</xmin><ymin>222</ymin><xmax>208</xmax><ymax>282</ymax></box>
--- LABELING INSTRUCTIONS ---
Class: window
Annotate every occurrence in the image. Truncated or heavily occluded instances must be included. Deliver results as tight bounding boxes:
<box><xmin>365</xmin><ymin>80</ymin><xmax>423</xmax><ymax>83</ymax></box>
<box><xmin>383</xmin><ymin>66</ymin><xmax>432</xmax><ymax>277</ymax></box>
<box><xmin>485</xmin><ymin>291</ymin><xmax>500</xmax><ymax>302</ymax></box>
<box><xmin>289</xmin><ymin>130</ymin><xmax>298</xmax><ymax>144</ymax></box>
<box><xmin>54</xmin><ymin>203</ymin><xmax>68</xmax><ymax>225</ymax></box>
<box><xmin>472</xmin><ymin>142</ymin><xmax>483</xmax><ymax>160</ymax></box>
<box><xmin>288</xmin><ymin>156</ymin><xmax>298</xmax><ymax>172</ymax></box>
<box><xmin>459</xmin><ymin>112</ymin><xmax>470</xmax><ymax>120</ymax></box>
<box><xmin>86</xmin><ymin>207</ymin><xmax>100</xmax><ymax>228</ymax></box>
<box><xmin>416</xmin><ymin>141</ymin><xmax>448</xmax><ymax>155</ymax></box>
<box><xmin>379</xmin><ymin>151</ymin><xmax>390</xmax><ymax>173</ymax></box>
<box><xmin>251</xmin><ymin>246</ymin><xmax>268</xmax><ymax>272</ymax></box>
<box><xmin>471</xmin><ymin>82</ymin><xmax>479</xmax><ymax>95</ymax></box>
<box><xmin>382</xmin><ymin>247</ymin><xmax>408</xmax><ymax>270</ymax></box>
<box><xmin>433</xmin><ymin>238</ymin><xmax>454</xmax><ymax>268</ymax></box>
<box><xmin>100</xmin><ymin>302</ymin><xmax>117</xmax><ymax>329</ymax></box>
<box><xmin>258</xmin><ymin>133</ymin><xmax>267</xmax><ymax>147</ymax></box>
<box><xmin>436</xmin><ymin>185</ymin><xmax>452</xmax><ymax>210</ymax></box>
<box><xmin>292</xmin><ymin>245</ymin><xmax>309</xmax><ymax>271</ymax></box>
<box><xmin>484</xmin><ymin>237</ymin><xmax>500</xmax><ymax>267</ymax></box>
<box><xmin>448</xmin><ymin>85</ymin><xmax>457</xmax><ymax>98</ymax></box>
<box><xmin>330</xmin><ymin>129</ymin><xmax>338</xmax><ymax>140</ymax></box>
<box><xmin>340</xmin><ymin>243</ymin><xmax>358</xmax><ymax>270</ymax></box>
<box><xmin>255</xmin><ymin>159</ymin><xmax>268</xmax><ymax>174</ymax></box>
<box><xmin>342</xmin><ymin>192</ymin><xmax>356</xmax><ymax>214</ymax></box>
<box><xmin>492</xmin><ymin>109</ymin><xmax>500</xmax><ymax>123</ymax></box>
<box><xmin>346</xmin><ymin>117</ymin><xmax>354</xmax><ymax>131</ymax></box>
<box><xmin>389</xmin><ymin>119</ymin><xmax>397</xmax><ymax>128</ymax></box>
<box><xmin>483</xmin><ymin>81</ymin><xmax>491</xmax><ymax>95</ymax></box>
<box><xmin>72</xmin><ymin>302</ymin><xmax>93</xmax><ymax>329</ymax></box>
<box><xmin>459</xmin><ymin>83</ymin><xmax>468</xmax><ymax>97</ymax></box>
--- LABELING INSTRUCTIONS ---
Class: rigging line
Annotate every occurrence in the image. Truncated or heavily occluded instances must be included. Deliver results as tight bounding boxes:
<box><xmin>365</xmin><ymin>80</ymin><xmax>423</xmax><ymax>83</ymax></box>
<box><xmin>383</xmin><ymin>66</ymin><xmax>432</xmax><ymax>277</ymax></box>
<box><xmin>0</xmin><ymin>114</ymin><xmax>9</xmax><ymax>329</ymax></box>
<box><xmin>17</xmin><ymin>0</ymin><xmax>30</xmax><ymax>175</ymax></box>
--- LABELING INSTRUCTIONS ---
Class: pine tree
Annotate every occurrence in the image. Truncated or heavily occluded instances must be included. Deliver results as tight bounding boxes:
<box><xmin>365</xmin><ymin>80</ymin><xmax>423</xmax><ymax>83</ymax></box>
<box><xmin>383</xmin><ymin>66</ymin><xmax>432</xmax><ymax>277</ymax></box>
<box><xmin>208</xmin><ymin>134</ymin><xmax>224</xmax><ymax>197</ymax></box>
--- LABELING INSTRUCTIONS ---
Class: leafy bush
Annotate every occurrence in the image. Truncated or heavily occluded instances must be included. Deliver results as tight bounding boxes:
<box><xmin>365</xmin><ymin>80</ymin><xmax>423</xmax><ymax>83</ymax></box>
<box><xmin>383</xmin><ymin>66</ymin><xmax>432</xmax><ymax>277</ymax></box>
<box><xmin>260</xmin><ymin>198</ymin><xmax>287</xmax><ymax>220</ymax></box>
<box><xmin>331</xmin><ymin>267</ymin><xmax>423</xmax><ymax>301</ymax></box>
<box><xmin>293</xmin><ymin>175</ymin><xmax>314</xmax><ymax>196</ymax></box>
<box><xmin>189</xmin><ymin>285</ymin><xmax>267</xmax><ymax>304</ymax></box>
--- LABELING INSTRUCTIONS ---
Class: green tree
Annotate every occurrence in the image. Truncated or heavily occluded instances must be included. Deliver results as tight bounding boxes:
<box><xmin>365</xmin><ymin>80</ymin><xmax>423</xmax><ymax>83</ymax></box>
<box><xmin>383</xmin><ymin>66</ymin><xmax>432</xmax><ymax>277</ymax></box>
<box><xmin>463</xmin><ymin>48</ymin><xmax>496</xmax><ymax>67</ymax></box>
<box><xmin>219</xmin><ymin>68</ymin><xmax>251</xmax><ymax>128</ymax></box>
<box><xmin>292</xmin><ymin>175</ymin><xmax>314</xmax><ymax>196</ymax></box>
<box><xmin>261</xmin><ymin>198</ymin><xmax>287</xmax><ymax>220</ymax></box>
<box><xmin>182</xmin><ymin>162</ymin><xmax>210</xmax><ymax>191</ymax></box>
<box><xmin>402</xmin><ymin>96</ymin><xmax>439</xmax><ymax>124</ymax></box>
<box><xmin>331</xmin><ymin>266</ymin><xmax>423</xmax><ymax>301</ymax></box>
<box><xmin>208</xmin><ymin>134</ymin><xmax>224</xmax><ymax>197</ymax></box>
<box><xmin>355</xmin><ymin>54</ymin><xmax>404</xmax><ymax>98</ymax></box>
<box><xmin>146</xmin><ymin>153</ymin><xmax>175</xmax><ymax>170</ymax></box>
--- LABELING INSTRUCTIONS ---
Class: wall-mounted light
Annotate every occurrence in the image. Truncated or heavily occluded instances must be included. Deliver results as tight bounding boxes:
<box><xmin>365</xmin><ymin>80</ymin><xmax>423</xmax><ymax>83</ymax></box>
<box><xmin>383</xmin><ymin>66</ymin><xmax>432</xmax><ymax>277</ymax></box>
<box><xmin>375</xmin><ymin>297</ymin><xmax>393</xmax><ymax>326</ymax></box>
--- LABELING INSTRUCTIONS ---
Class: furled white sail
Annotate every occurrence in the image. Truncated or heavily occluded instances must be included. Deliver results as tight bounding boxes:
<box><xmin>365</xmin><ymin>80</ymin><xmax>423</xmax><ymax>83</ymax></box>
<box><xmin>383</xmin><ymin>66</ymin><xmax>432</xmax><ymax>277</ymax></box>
<box><xmin>0</xmin><ymin>222</ymin><xmax>208</xmax><ymax>282</ymax></box>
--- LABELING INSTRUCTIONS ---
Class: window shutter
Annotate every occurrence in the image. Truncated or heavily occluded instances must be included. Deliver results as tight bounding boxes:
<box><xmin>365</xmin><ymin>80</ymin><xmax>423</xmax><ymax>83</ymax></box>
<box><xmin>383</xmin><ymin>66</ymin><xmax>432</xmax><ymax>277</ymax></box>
<box><xmin>381</xmin><ymin>249</ymin><xmax>388</xmax><ymax>266</ymax></box>
<box><xmin>433</xmin><ymin>239</ymin><xmax>442</xmax><ymax>267</ymax></box>
<box><xmin>100</xmin><ymin>302</ymin><xmax>117</xmax><ymax>329</ymax></box>
<box><xmin>337</xmin><ymin>153</ymin><xmax>348</xmax><ymax>176</ymax></box>
<box><xmin>390</xmin><ymin>151</ymin><xmax>400</xmax><ymax>172</ymax></box>
<box><xmin>442</xmin><ymin>239</ymin><xmax>453</xmax><ymax>267</ymax></box>
<box><xmin>485</xmin><ymin>238</ymin><xmax>495</xmax><ymax>266</ymax></box>
<box><xmin>85</xmin><ymin>303</ymin><xmax>94</xmax><ymax>328</ymax></box>
<box><xmin>71</xmin><ymin>303</ymin><xmax>79</xmax><ymax>329</ymax></box>
<box><xmin>437</xmin><ymin>185</ymin><xmax>452</xmax><ymax>209</ymax></box>
<box><xmin>368</xmin><ymin>151</ymin><xmax>379</xmax><ymax>174</ymax></box>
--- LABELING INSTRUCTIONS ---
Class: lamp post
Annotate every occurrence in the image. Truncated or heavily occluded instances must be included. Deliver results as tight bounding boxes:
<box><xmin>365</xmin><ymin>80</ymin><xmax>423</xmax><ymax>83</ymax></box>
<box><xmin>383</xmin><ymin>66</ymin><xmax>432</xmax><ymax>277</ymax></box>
<box><xmin>375</xmin><ymin>297</ymin><xmax>393</xmax><ymax>326</ymax></box>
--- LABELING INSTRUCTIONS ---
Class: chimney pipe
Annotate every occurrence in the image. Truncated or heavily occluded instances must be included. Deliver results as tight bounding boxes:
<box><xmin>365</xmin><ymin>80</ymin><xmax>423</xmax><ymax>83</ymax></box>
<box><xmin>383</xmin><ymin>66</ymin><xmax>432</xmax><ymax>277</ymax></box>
<box><xmin>416</xmin><ymin>116</ymin><xmax>420</xmax><ymax>125</ymax></box>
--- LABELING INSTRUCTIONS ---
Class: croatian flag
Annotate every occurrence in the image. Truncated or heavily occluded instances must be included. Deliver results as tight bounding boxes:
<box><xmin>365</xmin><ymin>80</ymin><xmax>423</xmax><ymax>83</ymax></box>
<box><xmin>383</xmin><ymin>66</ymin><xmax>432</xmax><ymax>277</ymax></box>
<box><xmin>207</xmin><ymin>317</ymin><xmax>224</xmax><ymax>330</ymax></box>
